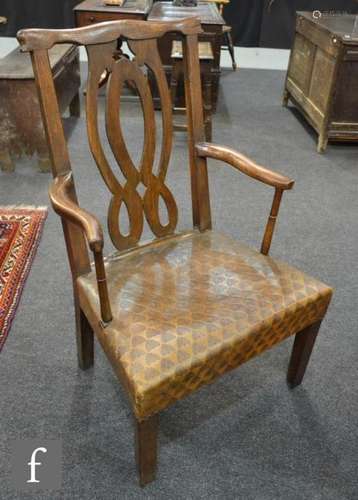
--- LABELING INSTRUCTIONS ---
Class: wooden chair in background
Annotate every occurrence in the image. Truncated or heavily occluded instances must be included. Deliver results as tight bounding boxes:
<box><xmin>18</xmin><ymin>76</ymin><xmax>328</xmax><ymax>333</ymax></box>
<box><xmin>18</xmin><ymin>18</ymin><xmax>332</xmax><ymax>486</ymax></box>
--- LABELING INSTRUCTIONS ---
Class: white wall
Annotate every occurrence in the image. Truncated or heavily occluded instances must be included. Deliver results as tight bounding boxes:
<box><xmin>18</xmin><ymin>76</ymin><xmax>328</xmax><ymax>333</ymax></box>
<box><xmin>221</xmin><ymin>47</ymin><xmax>290</xmax><ymax>71</ymax></box>
<box><xmin>0</xmin><ymin>37</ymin><xmax>290</xmax><ymax>71</ymax></box>
<box><xmin>0</xmin><ymin>37</ymin><xmax>18</xmax><ymax>56</ymax></box>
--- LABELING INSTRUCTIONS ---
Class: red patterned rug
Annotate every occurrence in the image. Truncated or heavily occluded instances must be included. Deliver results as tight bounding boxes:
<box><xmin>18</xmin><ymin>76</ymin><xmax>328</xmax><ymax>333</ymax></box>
<box><xmin>0</xmin><ymin>206</ymin><xmax>47</xmax><ymax>351</ymax></box>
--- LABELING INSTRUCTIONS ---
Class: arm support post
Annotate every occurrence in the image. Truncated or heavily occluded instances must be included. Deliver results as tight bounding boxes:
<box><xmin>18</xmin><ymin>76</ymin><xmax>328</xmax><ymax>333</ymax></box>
<box><xmin>260</xmin><ymin>188</ymin><xmax>283</xmax><ymax>256</ymax></box>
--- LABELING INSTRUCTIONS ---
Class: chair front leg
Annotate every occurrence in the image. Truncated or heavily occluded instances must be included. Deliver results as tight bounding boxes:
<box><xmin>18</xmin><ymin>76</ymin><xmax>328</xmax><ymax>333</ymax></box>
<box><xmin>135</xmin><ymin>414</ymin><xmax>159</xmax><ymax>487</ymax></box>
<box><xmin>287</xmin><ymin>320</ymin><xmax>322</xmax><ymax>388</ymax></box>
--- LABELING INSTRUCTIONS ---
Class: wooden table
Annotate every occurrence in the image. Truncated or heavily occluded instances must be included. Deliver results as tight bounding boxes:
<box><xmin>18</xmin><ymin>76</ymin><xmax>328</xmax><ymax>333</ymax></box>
<box><xmin>74</xmin><ymin>0</ymin><xmax>154</xmax><ymax>88</ymax></box>
<box><xmin>283</xmin><ymin>12</ymin><xmax>358</xmax><ymax>153</ymax></box>
<box><xmin>148</xmin><ymin>2</ymin><xmax>225</xmax><ymax>110</ymax></box>
<box><xmin>74</xmin><ymin>0</ymin><xmax>153</xmax><ymax>26</ymax></box>
<box><xmin>74</xmin><ymin>1</ymin><xmax>224</xmax><ymax>110</ymax></box>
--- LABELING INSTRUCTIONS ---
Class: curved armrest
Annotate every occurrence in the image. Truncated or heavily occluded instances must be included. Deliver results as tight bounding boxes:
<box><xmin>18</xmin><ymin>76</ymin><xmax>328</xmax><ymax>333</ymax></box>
<box><xmin>196</xmin><ymin>142</ymin><xmax>295</xmax><ymax>256</ymax></box>
<box><xmin>196</xmin><ymin>142</ymin><xmax>294</xmax><ymax>191</ymax></box>
<box><xmin>49</xmin><ymin>173</ymin><xmax>104</xmax><ymax>252</ymax></box>
<box><xmin>50</xmin><ymin>173</ymin><xmax>112</xmax><ymax>323</ymax></box>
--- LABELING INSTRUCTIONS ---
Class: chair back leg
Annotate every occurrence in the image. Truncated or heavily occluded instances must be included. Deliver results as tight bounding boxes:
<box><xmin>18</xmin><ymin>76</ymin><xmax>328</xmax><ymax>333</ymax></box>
<box><xmin>76</xmin><ymin>304</ymin><xmax>94</xmax><ymax>370</ymax></box>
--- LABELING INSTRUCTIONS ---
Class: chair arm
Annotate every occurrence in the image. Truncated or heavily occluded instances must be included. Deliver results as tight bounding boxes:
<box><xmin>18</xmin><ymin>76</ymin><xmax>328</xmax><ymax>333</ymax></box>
<box><xmin>195</xmin><ymin>142</ymin><xmax>294</xmax><ymax>191</ymax></box>
<box><xmin>49</xmin><ymin>173</ymin><xmax>103</xmax><ymax>252</ymax></box>
<box><xmin>195</xmin><ymin>142</ymin><xmax>295</xmax><ymax>255</ymax></box>
<box><xmin>50</xmin><ymin>173</ymin><xmax>112</xmax><ymax>323</ymax></box>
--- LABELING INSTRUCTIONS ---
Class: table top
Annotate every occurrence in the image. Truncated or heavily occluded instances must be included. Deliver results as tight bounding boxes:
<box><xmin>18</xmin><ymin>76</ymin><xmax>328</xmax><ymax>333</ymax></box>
<box><xmin>0</xmin><ymin>44</ymin><xmax>75</xmax><ymax>79</ymax></box>
<box><xmin>298</xmin><ymin>12</ymin><xmax>358</xmax><ymax>42</ymax></box>
<box><xmin>148</xmin><ymin>2</ymin><xmax>225</xmax><ymax>25</ymax></box>
<box><xmin>74</xmin><ymin>0</ymin><xmax>153</xmax><ymax>15</ymax></box>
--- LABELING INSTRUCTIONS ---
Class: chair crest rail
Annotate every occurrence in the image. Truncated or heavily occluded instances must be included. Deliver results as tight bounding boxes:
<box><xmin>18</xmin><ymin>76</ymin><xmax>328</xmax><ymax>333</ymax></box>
<box><xmin>17</xmin><ymin>18</ymin><xmax>203</xmax><ymax>51</ymax></box>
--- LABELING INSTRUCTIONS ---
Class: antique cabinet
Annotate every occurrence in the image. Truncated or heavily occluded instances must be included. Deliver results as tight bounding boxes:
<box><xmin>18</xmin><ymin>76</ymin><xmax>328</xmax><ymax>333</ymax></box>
<box><xmin>283</xmin><ymin>12</ymin><xmax>358</xmax><ymax>152</ymax></box>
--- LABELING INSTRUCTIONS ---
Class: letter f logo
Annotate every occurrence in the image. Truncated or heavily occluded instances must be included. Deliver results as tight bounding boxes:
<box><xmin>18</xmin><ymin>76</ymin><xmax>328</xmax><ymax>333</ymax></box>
<box><xmin>27</xmin><ymin>447</ymin><xmax>47</xmax><ymax>483</ymax></box>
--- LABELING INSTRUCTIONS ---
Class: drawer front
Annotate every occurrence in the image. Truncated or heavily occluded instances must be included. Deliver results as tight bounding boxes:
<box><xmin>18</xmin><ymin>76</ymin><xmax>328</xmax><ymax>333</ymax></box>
<box><xmin>76</xmin><ymin>10</ymin><xmax>143</xmax><ymax>27</ymax></box>
<box><xmin>289</xmin><ymin>33</ymin><xmax>315</xmax><ymax>94</ymax></box>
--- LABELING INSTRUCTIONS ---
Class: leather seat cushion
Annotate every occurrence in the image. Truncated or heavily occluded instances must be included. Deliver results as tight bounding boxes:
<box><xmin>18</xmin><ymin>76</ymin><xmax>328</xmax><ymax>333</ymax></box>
<box><xmin>77</xmin><ymin>231</ymin><xmax>333</xmax><ymax>420</ymax></box>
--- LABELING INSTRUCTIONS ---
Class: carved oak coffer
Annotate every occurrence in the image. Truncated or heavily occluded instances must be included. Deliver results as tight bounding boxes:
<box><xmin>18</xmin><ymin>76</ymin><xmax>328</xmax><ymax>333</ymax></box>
<box><xmin>283</xmin><ymin>12</ymin><xmax>358</xmax><ymax>153</ymax></box>
<box><xmin>0</xmin><ymin>44</ymin><xmax>80</xmax><ymax>172</ymax></box>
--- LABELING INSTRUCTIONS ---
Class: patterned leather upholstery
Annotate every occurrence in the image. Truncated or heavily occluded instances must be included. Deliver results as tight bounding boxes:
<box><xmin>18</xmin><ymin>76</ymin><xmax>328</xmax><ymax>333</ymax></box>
<box><xmin>78</xmin><ymin>231</ymin><xmax>332</xmax><ymax>420</ymax></box>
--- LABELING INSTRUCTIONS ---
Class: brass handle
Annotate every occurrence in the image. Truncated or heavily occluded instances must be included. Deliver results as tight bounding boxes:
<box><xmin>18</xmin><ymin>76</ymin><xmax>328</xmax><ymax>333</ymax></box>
<box><xmin>89</xmin><ymin>16</ymin><xmax>95</xmax><ymax>22</ymax></box>
<box><xmin>0</xmin><ymin>16</ymin><xmax>8</xmax><ymax>24</ymax></box>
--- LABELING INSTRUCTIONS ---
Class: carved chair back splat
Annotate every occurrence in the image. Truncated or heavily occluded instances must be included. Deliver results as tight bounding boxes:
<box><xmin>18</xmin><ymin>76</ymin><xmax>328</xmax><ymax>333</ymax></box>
<box><xmin>18</xmin><ymin>19</ymin><xmax>211</xmax><ymax>322</ymax></box>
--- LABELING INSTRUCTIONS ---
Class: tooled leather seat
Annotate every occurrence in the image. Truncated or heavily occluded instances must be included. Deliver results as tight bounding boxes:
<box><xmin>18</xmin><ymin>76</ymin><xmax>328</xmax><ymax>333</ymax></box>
<box><xmin>78</xmin><ymin>230</ymin><xmax>332</xmax><ymax>419</ymax></box>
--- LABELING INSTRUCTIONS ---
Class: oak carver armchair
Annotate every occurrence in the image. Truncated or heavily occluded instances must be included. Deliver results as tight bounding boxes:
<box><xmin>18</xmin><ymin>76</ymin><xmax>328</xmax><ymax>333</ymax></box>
<box><xmin>18</xmin><ymin>19</ymin><xmax>333</xmax><ymax>486</ymax></box>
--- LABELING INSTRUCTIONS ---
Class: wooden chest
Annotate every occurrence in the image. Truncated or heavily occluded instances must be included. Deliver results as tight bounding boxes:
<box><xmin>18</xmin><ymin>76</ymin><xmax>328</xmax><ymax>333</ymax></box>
<box><xmin>283</xmin><ymin>12</ymin><xmax>358</xmax><ymax>153</ymax></box>
<box><xmin>0</xmin><ymin>44</ymin><xmax>80</xmax><ymax>172</ymax></box>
